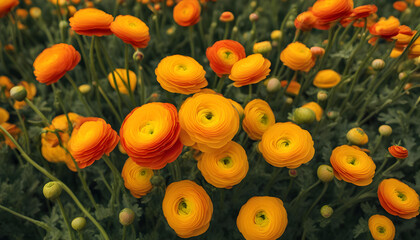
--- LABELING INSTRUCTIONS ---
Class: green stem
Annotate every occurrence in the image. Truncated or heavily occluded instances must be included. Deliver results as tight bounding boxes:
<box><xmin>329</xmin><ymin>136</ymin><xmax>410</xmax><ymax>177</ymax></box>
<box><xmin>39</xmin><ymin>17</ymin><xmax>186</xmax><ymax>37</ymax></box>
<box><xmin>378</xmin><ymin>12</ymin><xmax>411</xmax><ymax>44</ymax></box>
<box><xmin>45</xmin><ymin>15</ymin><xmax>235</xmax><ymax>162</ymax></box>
<box><xmin>9</xmin><ymin>99</ymin><xmax>30</xmax><ymax>153</ymax></box>
<box><xmin>0</xmin><ymin>204</ymin><xmax>51</xmax><ymax>231</ymax></box>
<box><xmin>303</xmin><ymin>182</ymin><xmax>329</xmax><ymax>220</ymax></box>
<box><xmin>24</xmin><ymin>98</ymin><xmax>50</xmax><ymax>126</ymax></box>
<box><xmin>0</xmin><ymin>125</ymin><xmax>110</xmax><ymax>240</ymax></box>
<box><xmin>65</xmin><ymin>74</ymin><xmax>95</xmax><ymax>116</ymax></box>
<box><xmin>290</xmin><ymin>180</ymin><xmax>321</xmax><ymax>207</ymax></box>
<box><xmin>223</xmin><ymin>22</ymin><xmax>230</xmax><ymax>40</ymax></box>
<box><xmin>124</xmin><ymin>44</ymin><xmax>136</xmax><ymax>106</ymax></box>
<box><xmin>188</xmin><ymin>26</ymin><xmax>195</xmax><ymax>58</ymax></box>
<box><xmin>370</xmin><ymin>135</ymin><xmax>383</xmax><ymax>156</ymax></box>
<box><xmin>57</xmin><ymin>198</ymin><xmax>76</xmax><ymax>240</ymax></box>
<box><xmin>78</xmin><ymin>231</ymin><xmax>84</xmax><ymax>240</ymax></box>
<box><xmin>122</xmin><ymin>225</ymin><xmax>127</xmax><ymax>240</ymax></box>
<box><xmin>264</xmin><ymin>168</ymin><xmax>282</xmax><ymax>195</ymax></box>
<box><xmin>97</xmin><ymin>85</ymin><xmax>123</xmax><ymax>124</ymax></box>
<box><xmin>51</xmin><ymin>84</ymin><xmax>73</xmax><ymax>133</ymax></box>
<box><xmin>216</xmin><ymin>75</ymin><xmax>227</xmax><ymax>93</ymax></box>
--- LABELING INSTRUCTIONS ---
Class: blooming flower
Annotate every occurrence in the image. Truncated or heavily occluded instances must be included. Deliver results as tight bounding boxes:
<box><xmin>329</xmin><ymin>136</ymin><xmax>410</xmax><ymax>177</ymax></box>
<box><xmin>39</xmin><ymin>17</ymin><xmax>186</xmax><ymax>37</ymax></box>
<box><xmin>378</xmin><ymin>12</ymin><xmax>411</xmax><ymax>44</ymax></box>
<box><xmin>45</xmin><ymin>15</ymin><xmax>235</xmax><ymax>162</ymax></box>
<box><xmin>388</xmin><ymin>145</ymin><xmax>408</xmax><ymax>159</ymax></box>
<box><xmin>110</xmin><ymin>15</ymin><xmax>150</xmax><ymax>49</ymax></box>
<box><xmin>313</xmin><ymin>69</ymin><xmax>341</xmax><ymax>89</ymax></box>
<box><xmin>121</xmin><ymin>158</ymin><xmax>154</xmax><ymax>198</ymax></box>
<box><xmin>242</xmin><ymin>99</ymin><xmax>275</xmax><ymax>140</ymax></box>
<box><xmin>368</xmin><ymin>214</ymin><xmax>395</xmax><ymax>240</ymax></box>
<box><xmin>173</xmin><ymin>0</ymin><xmax>201</xmax><ymax>27</ymax></box>
<box><xmin>280</xmin><ymin>42</ymin><xmax>315</xmax><ymax>72</ymax></box>
<box><xmin>229</xmin><ymin>54</ymin><xmax>271</xmax><ymax>87</ymax></box>
<box><xmin>206</xmin><ymin>40</ymin><xmax>246</xmax><ymax>76</ymax></box>
<box><xmin>69</xmin><ymin>8</ymin><xmax>114</xmax><ymax>36</ymax></box>
<box><xmin>107</xmin><ymin>68</ymin><xmax>137</xmax><ymax>95</ymax></box>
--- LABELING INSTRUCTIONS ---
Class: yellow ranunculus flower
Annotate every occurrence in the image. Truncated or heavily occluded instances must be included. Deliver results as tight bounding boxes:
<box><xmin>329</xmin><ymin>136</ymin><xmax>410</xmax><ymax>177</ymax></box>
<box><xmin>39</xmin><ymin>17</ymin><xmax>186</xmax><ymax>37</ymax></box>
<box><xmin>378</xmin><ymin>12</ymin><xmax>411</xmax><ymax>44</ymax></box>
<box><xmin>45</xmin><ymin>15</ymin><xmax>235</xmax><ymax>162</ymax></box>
<box><xmin>242</xmin><ymin>99</ymin><xmax>275</xmax><ymax>140</ymax></box>
<box><xmin>121</xmin><ymin>158</ymin><xmax>153</xmax><ymax>198</ymax></box>
<box><xmin>313</xmin><ymin>69</ymin><xmax>341</xmax><ymax>89</ymax></box>
<box><xmin>280</xmin><ymin>42</ymin><xmax>315</xmax><ymax>72</ymax></box>
<box><xmin>197</xmin><ymin>141</ymin><xmax>248</xmax><ymax>189</ymax></box>
<box><xmin>368</xmin><ymin>214</ymin><xmax>395</xmax><ymax>240</ymax></box>
<box><xmin>259</xmin><ymin>122</ymin><xmax>315</xmax><ymax>169</ymax></box>
<box><xmin>107</xmin><ymin>68</ymin><xmax>137</xmax><ymax>95</ymax></box>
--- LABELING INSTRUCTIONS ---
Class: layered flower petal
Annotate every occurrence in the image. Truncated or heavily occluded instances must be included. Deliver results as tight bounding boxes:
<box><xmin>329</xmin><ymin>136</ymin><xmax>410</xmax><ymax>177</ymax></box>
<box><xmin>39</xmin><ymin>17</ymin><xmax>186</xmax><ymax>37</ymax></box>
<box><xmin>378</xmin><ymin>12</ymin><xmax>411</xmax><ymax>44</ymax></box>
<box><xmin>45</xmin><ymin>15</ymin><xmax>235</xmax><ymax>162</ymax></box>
<box><xmin>162</xmin><ymin>180</ymin><xmax>213</xmax><ymax>238</ymax></box>
<box><xmin>313</xmin><ymin>69</ymin><xmax>341</xmax><ymax>89</ymax></box>
<box><xmin>155</xmin><ymin>55</ymin><xmax>207</xmax><ymax>94</ymax></box>
<box><xmin>0</xmin><ymin>0</ymin><xmax>19</xmax><ymax>18</ymax></box>
<box><xmin>110</xmin><ymin>15</ymin><xmax>150</xmax><ymax>49</ymax></box>
<box><xmin>368</xmin><ymin>214</ymin><xmax>395</xmax><ymax>240</ymax></box>
<box><xmin>237</xmin><ymin>196</ymin><xmax>288</xmax><ymax>240</ymax></box>
<box><xmin>280</xmin><ymin>42</ymin><xmax>315</xmax><ymax>72</ymax></box>
<box><xmin>206</xmin><ymin>40</ymin><xmax>246</xmax><ymax>76</ymax></box>
<box><xmin>388</xmin><ymin>145</ymin><xmax>408</xmax><ymax>159</ymax></box>
<box><xmin>378</xmin><ymin>178</ymin><xmax>419</xmax><ymax>219</ymax></box>
<box><xmin>121</xmin><ymin>158</ymin><xmax>154</xmax><ymax>198</ymax></box>
<box><xmin>330</xmin><ymin>145</ymin><xmax>376</xmax><ymax>186</ymax></box>
<box><xmin>369</xmin><ymin>16</ymin><xmax>400</xmax><ymax>39</ymax></box>
<box><xmin>242</xmin><ymin>99</ymin><xmax>275</xmax><ymax>140</ymax></box>
<box><xmin>312</xmin><ymin>0</ymin><xmax>354</xmax><ymax>23</ymax></box>
<box><xmin>69</xmin><ymin>8</ymin><xmax>114</xmax><ymax>36</ymax></box>
<box><xmin>33</xmin><ymin>43</ymin><xmax>81</xmax><ymax>85</ymax></box>
<box><xmin>119</xmin><ymin>102</ymin><xmax>183</xmax><ymax>169</ymax></box>
<box><xmin>197</xmin><ymin>141</ymin><xmax>248</xmax><ymax>189</ymax></box>
<box><xmin>259</xmin><ymin>122</ymin><xmax>315</xmax><ymax>169</ymax></box>
<box><xmin>229</xmin><ymin>54</ymin><xmax>271</xmax><ymax>87</ymax></box>
<box><xmin>173</xmin><ymin>0</ymin><xmax>201</xmax><ymax>27</ymax></box>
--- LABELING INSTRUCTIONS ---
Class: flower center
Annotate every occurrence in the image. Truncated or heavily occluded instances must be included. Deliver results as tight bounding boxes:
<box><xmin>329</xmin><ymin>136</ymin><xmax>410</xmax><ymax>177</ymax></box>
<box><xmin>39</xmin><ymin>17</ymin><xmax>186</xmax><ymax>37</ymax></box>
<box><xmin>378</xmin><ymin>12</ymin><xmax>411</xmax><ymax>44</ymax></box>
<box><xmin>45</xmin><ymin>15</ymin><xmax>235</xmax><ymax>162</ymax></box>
<box><xmin>346</xmin><ymin>156</ymin><xmax>358</xmax><ymax>165</ymax></box>
<box><xmin>218</xmin><ymin>157</ymin><xmax>233</xmax><ymax>168</ymax></box>
<box><xmin>396</xmin><ymin>191</ymin><xmax>407</xmax><ymax>201</ymax></box>
<box><xmin>255</xmin><ymin>211</ymin><xmax>269</xmax><ymax>227</ymax></box>
<box><xmin>377</xmin><ymin>226</ymin><xmax>386</xmax><ymax>234</ymax></box>
<box><xmin>139</xmin><ymin>170</ymin><xmax>147</xmax><ymax>176</ymax></box>
<box><xmin>276</xmin><ymin>138</ymin><xmax>291</xmax><ymax>149</ymax></box>
<box><xmin>177</xmin><ymin>198</ymin><xmax>192</xmax><ymax>215</ymax></box>
<box><xmin>176</xmin><ymin>64</ymin><xmax>187</xmax><ymax>71</ymax></box>
<box><xmin>140</xmin><ymin>122</ymin><xmax>155</xmax><ymax>135</ymax></box>
<box><xmin>260</xmin><ymin>114</ymin><xmax>268</xmax><ymax>125</ymax></box>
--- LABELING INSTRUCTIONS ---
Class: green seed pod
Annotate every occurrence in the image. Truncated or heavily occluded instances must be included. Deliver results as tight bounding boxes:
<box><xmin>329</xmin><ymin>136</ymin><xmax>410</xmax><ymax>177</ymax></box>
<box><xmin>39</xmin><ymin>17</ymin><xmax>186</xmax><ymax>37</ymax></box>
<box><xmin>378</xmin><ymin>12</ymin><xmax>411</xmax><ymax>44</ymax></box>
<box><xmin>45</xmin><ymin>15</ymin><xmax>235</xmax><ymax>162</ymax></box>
<box><xmin>317</xmin><ymin>165</ymin><xmax>334</xmax><ymax>183</ymax></box>
<box><xmin>320</xmin><ymin>205</ymin><xmax>333</xmax><ymax>218</ymax></box>
<box><xmin>119</xmin><ymin>208</ymin><xmax>135</xmax><ymax>226</ymax></box>
<box><xmin>10</xmin><ymin>86</ymin><xmax>27</xmax><ymax>101</ymax></box>
<box><xmin>43</xmin><ymin>181</ymin><xmax>62</xmax><ymax>201</ymax></box>
<box><xmin>71</xmin><ymin>217</ymin><xmax>86</xmax><ymax>231</ymax></box>
<box><xmin>292</xmin><ymin>107</ymin><xmax>316</xmax><ymax>124</ymax></box>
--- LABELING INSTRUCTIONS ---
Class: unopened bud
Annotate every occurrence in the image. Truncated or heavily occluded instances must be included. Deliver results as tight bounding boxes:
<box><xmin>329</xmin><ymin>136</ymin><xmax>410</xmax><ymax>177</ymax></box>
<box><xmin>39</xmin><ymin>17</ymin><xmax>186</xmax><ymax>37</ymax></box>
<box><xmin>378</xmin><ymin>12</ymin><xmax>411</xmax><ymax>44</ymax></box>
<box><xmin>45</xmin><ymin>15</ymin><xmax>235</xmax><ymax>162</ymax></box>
<box><xmin>311</xmin><ymin>47</ymin><xmax>325</xmax><ymax>56</ymax></box>
<box><xmin>150</xmin><ymin>175</ymin><xmax>165</xmax><ymax>187</ymax></box>
<box><xmin>119</xmin><ymin>208</ymin><xmax>135</xmax><ymax>226</ymax></box>
<box><xmin>78</xmin><ymin>84</ymin><xmax>91</xmax><ymax>94</ymax></box>
<box><xmin>267</xmin><ymin>77</ymin><xmax>281</xmax><ymax>93</ymax></box>
<box><xmin>219</xmin><ymin>11</ymin><xmax>234</xmax><ymax>22</ymax></box>
<box><xmin>71</xmin><ymin>217</ymin><xmax>86</xmax><ymax>231</ymax></box>
<box><xmin>378</xmin><ymin>125</ymin><xmax>392</xmax><ymax>137</ymax></box>
<box><xmin>59</xmin><ymin>20</ymin><xmax>68</xmax><ymax>30</ymax></box>
<box><xmin>43</xmin><ymin>181</ymin><xmax>62</xmax><ymax>201</ymax></box>
<box><xmin>271</xmin><ymin>30</ymin><xmax>282</xmax><ymax>41</ymax></box>
<box><xmin>285</xmin><ymin>20</ymin><xmax>294</xmax><ymax>28</ymax></box>
<box><xmin>320</xmin><ymin>205</ymin><xmax>333</xmax><ymax>218</ymax></box>
<box><xmin>249</xmin><ymin>13</ymin><xmax>259</xmax><ymax>22</ymax></box>
<box><xmin>317</xmin><ymin>91</ymin><xmax>328</xmax><ymax>101</ymax></box>
<box><xmin>327</xmin><ymin>111</ymin><xmax>339</xmax><ymax>120</ymax></box>
<box><xmin>293</xmin><ymin>107</ymin><xmax>316</xmax><ymax>124</ymax></box>
<box><xmin>317</xmin><ymin>165</ymin><xmax>334</xmax><ymax>182</ymax></box>
<box><xmin>166</xmin><ymin>26</ymin><xmax>176</xmax><ymax>35</ymax></box>
<box><xmin>399</xmin><ymin>72</ymin><xmax>407</xmax><ymax>80</ymax></box>
<box><xmin>29</xmin><ymin>7</ymin><xmax>41</xmax><ymax>19</ymax></box>
<box><xmin>250</xmin><ymin>1</ymin><xmax>257</xmax><ymax>8</ymax></box>
<box><xmin>286</xmin><ymin>97</ymin><xmax>293</xmax><ymax>104</ymax></box>
<box><xmin>10</xmin><ymin>86</ymin><xmax>27</xmax><ymax>101</ymax></box>
<box><xmin>346</xmin><ymin>127</ymin><xmax>368</xmax><ymax>145</ymax></box>
<box><xmin>289</xmin><ymin>169</ymin><xmax>298</xmax><ymax>178</ymax></box>
<box><xmin>372</xmin><ymin>59</ymin><xmax>385</xmax><ymax>70</ymax></box>
<box><xmin>253</xmin><ymin>41</ymin><xmax>272</xmax><ymax>54</ymax></box>
<box><xmin>133</xmin><ymin>50</ymin><xmax>144</xmax><ymax>62</ymax></box>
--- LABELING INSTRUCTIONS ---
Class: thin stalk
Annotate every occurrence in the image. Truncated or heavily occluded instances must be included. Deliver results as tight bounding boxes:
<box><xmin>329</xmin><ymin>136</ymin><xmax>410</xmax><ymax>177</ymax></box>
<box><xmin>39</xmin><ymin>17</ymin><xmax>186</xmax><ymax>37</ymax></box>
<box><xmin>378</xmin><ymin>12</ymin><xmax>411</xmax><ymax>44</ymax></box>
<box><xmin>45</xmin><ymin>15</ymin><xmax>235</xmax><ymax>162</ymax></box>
<box><xmin>264</xmin><ymin>168</ymin><xmax>282</xmax><ymax>194</ymax></box>
<box><xmin>9</xmin><ymin>99</ymin><xmax>30</xmax><ymax>153</ymax></box>
<box><xmin>65</xmin><ymin>74</ymin><xmax>95</xmax><ymax>116</ymax></box>
<box><xmin>0</xmin><ymin>204</ymin><xmax>51</xmax><ymax>231</ymax></box>
<box><xmin>24</xmin><ymin>98</ymin><xmax>50</xmax><ymax>126</ymax></box>
<box><xmin>124</xmin><ymin>44</ymin><xmax>136</xmax><ymax>106</ymax></box>
<box><xmin>188</xmin><ymin>26</ymin><xmax>195</xmax><ymax>58</ymax></box>
<box><xmin>51</xmin><ymin>84</ymin><xmax>73</xmax><ymax>133</ymax></box>
<box><xmin>0</xmin><ymin>125</ymin><xmax>110</xmax><ymax>240</ymax></box>
<box><xmin>122</xmin><ymin>225</ymin><xmax>127</xmax><ymax>240</ymax></box>
<box><xmin>57</xmin><ymin>198</ymin><xmax>76</xmax><ymax>240</ymax></box>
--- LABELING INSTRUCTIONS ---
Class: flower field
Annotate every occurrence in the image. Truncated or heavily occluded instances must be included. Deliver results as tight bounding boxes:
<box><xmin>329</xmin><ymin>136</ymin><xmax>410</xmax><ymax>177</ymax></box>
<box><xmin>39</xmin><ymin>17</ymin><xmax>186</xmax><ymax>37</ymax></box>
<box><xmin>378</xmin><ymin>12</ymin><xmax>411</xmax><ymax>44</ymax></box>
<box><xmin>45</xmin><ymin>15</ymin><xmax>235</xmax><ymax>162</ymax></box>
<box><xmin>0</xmin><ymin>0</ymin><xmax>420</xmax><ymax>239</ymax></box>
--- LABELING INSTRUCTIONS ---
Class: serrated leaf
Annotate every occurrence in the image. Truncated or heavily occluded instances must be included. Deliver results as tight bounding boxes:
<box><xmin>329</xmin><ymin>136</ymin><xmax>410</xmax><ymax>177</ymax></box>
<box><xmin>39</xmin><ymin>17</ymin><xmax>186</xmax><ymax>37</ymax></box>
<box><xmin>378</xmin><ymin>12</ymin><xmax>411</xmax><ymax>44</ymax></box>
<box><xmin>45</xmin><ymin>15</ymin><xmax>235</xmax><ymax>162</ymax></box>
<box><xmin>353</xmin><ymin>217</ymin><xmax>369</xmax><ymax>238</ymax></box>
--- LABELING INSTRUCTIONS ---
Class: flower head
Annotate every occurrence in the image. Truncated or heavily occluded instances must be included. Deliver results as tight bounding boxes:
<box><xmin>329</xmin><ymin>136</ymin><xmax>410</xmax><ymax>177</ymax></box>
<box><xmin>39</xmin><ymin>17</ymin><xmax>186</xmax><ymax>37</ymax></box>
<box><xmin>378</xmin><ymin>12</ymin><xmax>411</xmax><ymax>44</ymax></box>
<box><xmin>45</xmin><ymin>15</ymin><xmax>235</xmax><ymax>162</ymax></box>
<box><xmin>237</xmin><ymin>196</ymin><xmax>288</xmax><ymax>240</ymax></box>
<box><xmin>107</xmin><ymin>68</ymin><xmax>137</xmax><ymax>95</ymax></box>
<box><xmin>206</xmin><ymin>40</ymin><xmax>246</xmax><ymax>76</ymax></box>
<box><xmin>173</xmin><ymin>0</ymin><xmax>201</xmax><ymax>27</ymax></box>
<box><xmin>369</xmin><ymin>16</ymin><xmax>400</xmax><ymax>39</ymax></box>
<box><xmin>155</xmin><ymin>55</ymin><xmax>207</xmax><ymax>94</ymax></box>
<box><xmin>110</xmin><ymin>15</ymin><xmax>150</xmax><ymax>49</ymax></box>
<box><xmin>312</xmin><ymin>0</ymin><xmax>354</xmax><ymax>23</ymax></box>
<box><xmin>259</xmin><ymin>122</ymin><xmax>315</xmax><ymax>169</ymax></box>
<box><xmin>330</xmin><ymin>145</ymin><xmax>376</xmax><ymax>186</ymax></box>
<box><xmin>368</xmin><ymin>214</ymin><xmax>395</xmax><ymax>240</ymax></box>
<box><xmin>388</xmin><ymin>145</ymin><xmax>408</xmax><ymax>159</ymax></box>
<box><xmin>69</xmin><ymin>8</ymin><xmax>114</xmax><ymax>36</ymax></box>
<box><xmin>295</xmin><ymin>11</ymin><xmax>317</xmax><ymax>31</ymax></box>
<box><xmin>121</xmin><ymin>158</ymin><xmax>154</xmax><ymax>198</ymax></box>
<box><xmin>120</xmin><ymin>102</ymin><xmax>183</xmax><ymax>169</ymax></box>
<box><xmin>313</xmin><ymin>69</ymin><xmax>341</xmax><ymax>89</ymax></box>
<box><xmin>0</xmin><ymin>0</ymin><xmax>19</xmax><ymax>18</ymax></box>
<box><xmin>378</xmin><ymin>178</ymin><xmax>419</xmax><ymax>219</ymax></box>
<box><xmin>229</xmin><ymin>54</ymin><xmax>271</xmax><ymax>87</ymax></box>
<box><xmin>242</xmin><ymin>99</ymin><xmax>275</xmax><ymax>140</ymax></box>
<box><xmin>301</xmin><ymin>102</ymin><xmax>323</xmax><ymax>121</ymax></box>
<box><xmin>162</xmin><ymin>180</ymin><xmax>213</xmax><ymax>238</ymax></box>
<box><xmin>280</xmin><ymin>42</ymin><xmax>315</xmax><ymax>72</ymax></box>
<box><xmin>33</xmin><ymin>44</ymin><xmax>81</xmax><ymax>85</ymax></box>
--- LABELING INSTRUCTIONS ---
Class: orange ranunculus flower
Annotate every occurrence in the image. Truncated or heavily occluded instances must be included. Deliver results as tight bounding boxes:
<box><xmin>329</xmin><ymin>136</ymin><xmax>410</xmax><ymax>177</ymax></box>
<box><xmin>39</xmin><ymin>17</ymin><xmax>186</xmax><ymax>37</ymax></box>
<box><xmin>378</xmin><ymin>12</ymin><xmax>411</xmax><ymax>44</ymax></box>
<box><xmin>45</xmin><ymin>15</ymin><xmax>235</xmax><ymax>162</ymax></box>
<box><xmin>162</xmin><ymin>180</ymin><xmax>213</xmax><ymax>238</ymax></box>
<box><xmin>295</xmin><ymin>11</ymin><xmax>317</xmax><ymax>31</ymax></box>
<box><xmin>394</xmin><ymin>1</ymin><xmax>408</xmax><ymax>12</ymax></box>
<box><xmin>312</xmin><ymin>0</ymin><xmax>354</xmax><ymax>23</ymax></box>
<box><xmin>0</xmin><ymin>76</ymin><xmax>14</xmax><ymax>98</ymax></box>
<box><xmin>369</xmin><ymin>16</ymin><xmax>400</xmax><ymax>39</ymax></box>
<box><xmin>219</xmin><ymin>11</ymin><xmax>234</xmax><ymax>22</ymax></box>
<box><xmin>229</xmin><ymin>54</ymin><xmax>271</xmax><ymax>87</ymax></box>
<box><xmin>330</xmin><ymin>145</ymin><xmax>376</xmax><ymax>186</ymax></box>
<box><xmin>313</xmin><ymin>69</ymin><xmax>341</xmax><ymax>89</ymax></box>
<box><xmin>206</xmin><ymin>40</ymin><xmax>246</xmax><ymax>76</ymax></box>
<box><xmin>107</xmin><ymin>68</ymin><xmax>137</xmax><ymax>95</ymax></box>
<box><xmin>378</xmin><ymin>178</ymin><xmax>419</xmax><ymax>219</ymax></box>
<box><xmin>69</xmin><ymin>8</ymin><xmax>113</xmax><ymax>36</ymax></box>
<box><xmin>121</xmin><ymin>158</ymin><xmax>154</xmax><ymax>198</ymax></box>
<box><xmin>173</xmin><ymin>0</ymin><xmax>201</xmax><ymax>27</ymax></box>
<box><xmin>0</xmin><ymin>122</ymin><xmax>20</xmax><ymax>149</ymax></box>
<box><xmin>409</xmin><ymin>44</ymin><xmax>420</xmax><ymax>59</ymax></box>
<box><xmin>301</xmin><ymin>102</ymin><xmax>323</xmax><ymax>121</ymax></box>
<box><xmin>390</xmin><ymin>47</ymin><xmax>404</xmax><ymax>58</ymax></box>
<box><xmin>368</xmin><ymin>214</ymin><xmax>395</xmax><ymax>240</ymax></box>
<box><xmin>120</xmin><ymin>102</ymin><xmax>183</xmax><ymax>169</ymax></box>
<box><xmin>393</xmin><ymin>25</ymin><xmax>415</xmax><ymax>48</ymax></box>
<box><xmin>110</xmin><ymin>15</ymin><xmax>150</xmax><ymax>49</ymax></box>
<box><xmin>0</xmin><ymin>0</ymin><xmax>19</xmax><ymax>18</ymax></box>
<box><xmin>280</xmin><ymin>42</ymin><xmax>315</xmax><ymax>72</ymax></box>
<box><xmin>237</xmin><ymin>196</ymin><xmax>288</xmax><ymax>240</ymax></box>
<box><xmin>388</xmin><ymin>145</ymin><xmax>408</xmax><ymax>159</ymax></box>
<box><xmin>197</xmin><ymin>141</ymin><xmax>248</xmax><ymax>189</ymax></box>
<box><xmin>280</xmin><ymin>80</ymin><xmax>301</xmax><ymax>95</ymax></box>
<box><xmin>13</xmin><ymin>81</ymin><xmax>37</xmax><ymax>109</ymax></box>
<box><xmin>68</xmin><ymin>117</ymin><xmax>119</xmax><ymax>169</ymax></box>
<box><xmin>259</xmin><ymin>122</ymin><xmax>315</xmax><ymax>169</ymax></box>
<box><xmin>155</xmin><ymin>55</ymin><xmax>208</xmax><ymax>94</ymax></box>
<box><xmin>179</xmin><ymin>93</ymin><xmax>239</xmax><ymax>152</ymax></box>
<box><xmin>242</xmin><ymin>99</ymin><xmax>275</xmax><ymax>140</ymax></box>
<box><xmin>0</xmin><ymin>107</ymin><xmax>9</xmax><ymax>124</ymax></box>
<box><xmin>33</xmin><ymin>43</ymin><xmax>81</xmax><ymax>85</ymax></box>
<box><xmin>351</xmin><ymin>5</ymin><xmax>378</xmax><ymax>19</ymax></box>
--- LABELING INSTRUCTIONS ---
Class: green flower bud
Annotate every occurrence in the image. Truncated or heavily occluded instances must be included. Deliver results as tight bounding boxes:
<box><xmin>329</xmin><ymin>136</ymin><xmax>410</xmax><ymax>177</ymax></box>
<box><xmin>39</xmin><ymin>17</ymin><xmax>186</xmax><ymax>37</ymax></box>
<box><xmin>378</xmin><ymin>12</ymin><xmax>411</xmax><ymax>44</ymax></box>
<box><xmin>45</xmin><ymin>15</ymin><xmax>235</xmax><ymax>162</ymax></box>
<box><xmin>346</xmin><ymin>127</ymin><xmax>368</xmax><ymax>145</ymax></box>
<box><xmin>59</xmin><ymin>20</ymin><xmax>68</xmax><ymax>30</ymax></box>
<box><xmin>150</xmin><ymin>175</ymin><xmax>165</xmax><ymax>187</ymax></box>
<box><xmin>320</xmin><ymin>205</ymin><xmax>333</xmax><ymax>218</ymax></box>
<box><xmin>71</xmin><ymin>217</ymin><xmax>86</xmax><ymax>231</ymax></box>
<box><xmin>293</xmin><ymin>107</ymin><xmax>316</xmax><ymax>124</ymax></box>
<box><xmin>327</xmin><ymin>111</ymin><xmax>339</xmax><ymax>120</ymax></box>
<box><xmin>43</xmin><ymin>181</ymin><xmax>62</xmax><ymax>201</ymax></box>
<box><xmin>371</xmin><ymin>59</ymin><xmax>385</xmax><ymax>70</ymax></box>
<box><xmin>286</xmin><ymin>97</ymin><xmax>293</xmax><ymax>104</ymax></box>
<box><xmin>266</xmin><ymin>77</ymin><xmax>281</xmax><ymax>93</ymax></box>
<box><xmin>289</xmin><ymin>169</ymin><xmax>298</xmax><ymax>178</ymax></box>
<box><xmin>10</xmin><ymin>86</ymin><xmax>27</xmax><ymax>101</ymax></box>
<box><xmin>133</xmin><ymin>50</ymin><xmax>144</xmax><ymax>63</ymax></box>
<box><xmin>317</xmin><ymin>91</ymin><xmax>328</xmax><ymax>101</ymax></box>
<box><xmin>378</xmin><ymin>125</ymin><xmax>392</xmax><ymax>137</ymax></box>
<box><xmin>317</xmin><ymin>165</ymin><xmax>334</xmax><ymax>183</ymax></box>
<box><xmin>119</xmin><ymin>208</ymin><xmax>135</xmax><ymax>226</ymax></box>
